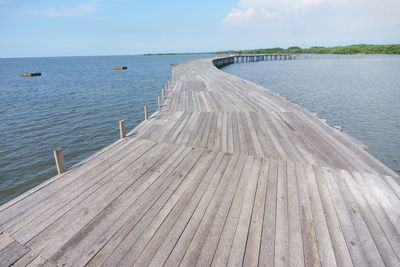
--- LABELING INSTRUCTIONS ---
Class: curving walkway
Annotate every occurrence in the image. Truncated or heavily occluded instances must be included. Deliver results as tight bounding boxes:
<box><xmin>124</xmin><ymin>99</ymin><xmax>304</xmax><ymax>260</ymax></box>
<box><xmin>0</xmin><ymin>56</ymin><xmax>399</xmax><ymax>266</ymax></box>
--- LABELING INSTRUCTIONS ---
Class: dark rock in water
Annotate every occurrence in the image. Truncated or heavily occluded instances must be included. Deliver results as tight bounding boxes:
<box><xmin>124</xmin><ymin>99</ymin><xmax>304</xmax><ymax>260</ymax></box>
<box><xmin>112</xmin><ymin>66</ymin><xmax>128</xmax><ymax>70</ymax></box>
<box><xmin>20</xmin><ymin>73</ymin><xmax>41</xmax><ymax>77</ymax></box>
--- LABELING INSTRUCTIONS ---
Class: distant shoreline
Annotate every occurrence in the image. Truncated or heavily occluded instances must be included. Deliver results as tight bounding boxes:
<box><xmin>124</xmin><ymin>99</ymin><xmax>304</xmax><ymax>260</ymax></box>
<box><xmin>143</xmin><ymin>44</ymin><xmax>400</xmax><ymax>56</ymax></box>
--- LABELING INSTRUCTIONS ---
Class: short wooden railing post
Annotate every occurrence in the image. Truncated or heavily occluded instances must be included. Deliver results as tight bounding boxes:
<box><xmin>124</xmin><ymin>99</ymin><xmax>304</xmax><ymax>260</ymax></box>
<box><xmin>144</xmin><ymin>105</ymin><xmax>148</xmax><ymax>120</ymax></box>
<box><xmin>53</xmin><ymin>148</ymin><xmax>66</xmax><ymax>175</ymax></box>
<box><xmin>158</xmin><ymin>96</ymin><xmax>160</xmax><ymax>108</ymax></box>
<box><xmin>119</xmin><ymin>120</ymin><xmax>126</xmax><ymax>139</ymax></box>
<box><xmin>162</xmin><ymin>89</ymin><xmax>164</xmax><ymax>101</ymax></box>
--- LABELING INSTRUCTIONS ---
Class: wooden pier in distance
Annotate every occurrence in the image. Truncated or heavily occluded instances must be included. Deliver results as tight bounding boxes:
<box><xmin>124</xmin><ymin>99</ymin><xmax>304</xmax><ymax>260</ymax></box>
<box><xmin>1</xmin><ymin>54</ymin><xmax>399</xmax><ymax>266</ymax></box>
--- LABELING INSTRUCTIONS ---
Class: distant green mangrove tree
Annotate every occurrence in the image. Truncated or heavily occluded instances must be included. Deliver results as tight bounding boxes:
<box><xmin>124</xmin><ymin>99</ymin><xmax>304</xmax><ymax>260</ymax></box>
<box><xmin>215</xmin><ymin>44</ymin><xmax>400</xmax><ymax>55</ymax></box>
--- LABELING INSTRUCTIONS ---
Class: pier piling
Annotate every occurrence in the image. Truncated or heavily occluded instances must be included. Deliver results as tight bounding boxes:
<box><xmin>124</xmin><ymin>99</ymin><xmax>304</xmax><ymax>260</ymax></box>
<box><xmin>119</xmin><ymin>120</ymin><xmax>126</xmax><ymax>139</ymax></box>
<box><xmin>144</xmin><ymin>105</ymin><xmax>148</xmax><ymax>120</ymax></box>
<box><xmin>53</xmin><ymin>148</ymin><xmax>66</xmax><ymax>175</ymax></box>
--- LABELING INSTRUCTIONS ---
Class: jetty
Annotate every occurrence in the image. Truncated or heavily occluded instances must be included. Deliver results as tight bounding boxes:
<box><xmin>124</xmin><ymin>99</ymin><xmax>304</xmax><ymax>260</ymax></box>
<box><xmin>1</xmin><ymin>54</ymin><xmax>399</xmax><ymax>266</ymax></box>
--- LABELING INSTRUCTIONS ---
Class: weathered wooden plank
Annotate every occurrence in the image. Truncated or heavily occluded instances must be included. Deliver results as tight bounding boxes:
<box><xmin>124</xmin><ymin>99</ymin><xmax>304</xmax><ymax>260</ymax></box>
<box><xmin>148</xmin><ymin>153</ymin><xmax>231</xmax><ymax>266</ymax></box>
<box><xmin>182</xmin><ymin>155</ymin><xmax>245</xmax><ymax>266</ymax></box>
<box><xmin>304</xmin><ymin>164</ymin><xmax>337</xmax><ymax>266</ymax></box>
<box><xmin>259</xmin><ymin>159</ymin><xmax>279</xmax><ymax>265</ymax></box>
<box><xmin>86</xmin><ymin>146</ymin><xmax>193</xmax><ymax>266</ymax></box>
<box><xmin>176</xmin><ymin>112</ymin><xmax>199</xmax><ymax>145</ymax></box>
<box><xmin>10</xmin><ymin>140</ymin><xmax>159</xmax><ymax>242</ymax></box>
<box><xmin>383</xmin><ymin>175</ymin><xmax>400</xmax><ymax>197</ymax></box>
<box><xmin>226</xmin><ymin>112</ymin><xmax>234</xmax><ymax>153</ymax></box>
<box><xmin>0</xmin><ymin>233</ymin><xmax>14</xmax><ymax>252</ymax></box>
<box><xmin>295</xmin><ymin>163</ymin><xmax>321</xmax><ymax>266</ymax></box>
<box><xmin>341</xmin><ymin>170</ymin><xmax>400</xmax><ymax>266</ymax></box>
<box><xmin>313</xmin><ymin>166</ymin><xmax>353</xmax><ymax>266</ymax></box>
<box><xmin>333</xmin><ymin>169</ymin><xmax>385</xmax><ymax>266</ymax></box>
<box><xmin>53</xmin><ymin>145</ymin><xmax>191</xmax><ymax>266</ymax></box>
<box><xmin>128</xmin><ymin>151</ymin><xmax>219</xmax><ymax>266</ymax></box>
<box><xmin>243</xmin><ymin>158</ymin><xmax>270</xmax><ymax>266</ymax></box>
<box><xmin>227</xmin><ymin>157</ymin><xmax>261</xmax><ymax>266</ymax></box>
<box><xmin>274</xmin><ymin>160</ymin><xmax>289</xmax><ymax>267</ymax></box>
<box><xmin>363</xmin><ymin>173</ymin><xmax>400</xmax><ymax>234</ymax></box>
<box><xmin>206</xmin><ymin>112</ymin><xmax>218</xmax><ymax>149</ymax></box>
<box><xmin>11</xmin><ymin>250</ymin><xmax>38</xmax><ymax>266</ymax></box>
<box><xmin>25</xmin><ymin>255</ymin><xmax>55</xmax><ymax>267</ymax></box>
<box><xmin>27</xmin><ymin>142</ymin><xmax>177</xmax><ymax>258</ymax></box>
<box><xmin>0</xmin><ymin>138</ymin><xmax>150</xmax><ymax>230</ymax></box>
<box><xmin>186</xmin><ymin>112</ymin><xmax>206</xmax><ymax>147</ymax></box>
<box><xmin>10</xmin><ymin>140</ymin><xmax>160</xmax><ymax>243</ymax></box>
<box><xmin>352</xmin><ymin>172</ymin><xmax>400</xmax><ymax>258</ymax></box>
<box><xmin>244</xmin><ymin>112</ymin><xmax>264</xmax><ymax>157</ymax></box>
<box><xmin>219</xmin><ymin>112</ymin><xmax>227</xmax><ymax>152</ymax></box>
<box><xmin>322</xmin><ymin>167</ymin><xmax>370</xmax><ymax>266</ymax></box>
<box><xmin>91</xmin><ymin>147</ymin><xmax>206</xmax><ymax>266</ymax></box>
<box><xmin>0</xmin><ymin>241</ymin><xmax>30</xmax><ymax>266</ymax></box>
<box><xmin>211</xmin><ymin>155</ymin><xmax>254</xmax><ymax>266</ymax></box>
<box><xmin>286</xmin><ymin>161</ymin><xmax>305</xmax><ymax>267</ymax></box>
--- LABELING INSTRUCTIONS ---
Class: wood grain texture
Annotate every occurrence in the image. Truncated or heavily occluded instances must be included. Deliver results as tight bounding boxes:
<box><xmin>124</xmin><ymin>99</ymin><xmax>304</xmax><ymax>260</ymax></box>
<box><xmin>0</xmin><ymin>55</ymin><xmax>399</xmax><ymax>266</ymax></box>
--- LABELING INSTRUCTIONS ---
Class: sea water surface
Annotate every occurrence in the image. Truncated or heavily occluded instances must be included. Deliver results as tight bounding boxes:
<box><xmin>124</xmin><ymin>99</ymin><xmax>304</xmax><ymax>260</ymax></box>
<box><xmin>223</xmin><ymin>54</ymin><xmax>400</xmax><ymax>176</ymax></box>
<box><xmin>0</xmin><ymin>54</ymin><xmax>213</xmax><ymax>205</ymax></box>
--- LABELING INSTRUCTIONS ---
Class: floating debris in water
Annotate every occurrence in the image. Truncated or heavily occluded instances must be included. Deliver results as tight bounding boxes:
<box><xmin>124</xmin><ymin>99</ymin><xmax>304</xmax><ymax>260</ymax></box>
<box><xmin>112</xmin><ymin>66</ymin><xmax>128</xmax><ymax>70</ymax></box>
<box><xmin>20</xmin><ymin>73</ymin><xmax>41</xmax><ymax>77</ymax></box>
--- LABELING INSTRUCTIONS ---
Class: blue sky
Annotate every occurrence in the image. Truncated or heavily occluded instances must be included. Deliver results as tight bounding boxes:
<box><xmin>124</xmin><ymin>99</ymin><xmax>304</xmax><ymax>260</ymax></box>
<box><xmin>0</xmin><ymin>0</ymin><xmax>399</xmax><ymax>57</ymax></box>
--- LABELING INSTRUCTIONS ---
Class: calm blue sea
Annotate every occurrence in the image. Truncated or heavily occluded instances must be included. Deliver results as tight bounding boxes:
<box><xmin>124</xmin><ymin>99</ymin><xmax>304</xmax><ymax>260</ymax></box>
<box><xmin>224</xmin><ymin>54</ymin><xmax>400</xmax><ymax>176</ymax></box>
<box><xmin>1</xmin><ymin>54</ymin><xmax>399</xmax><ymax>205</ymax></box>
<box><xmin>0</xmin><ymin>54</ymin><xmax>214</xmax><ymax>205</ymax></box>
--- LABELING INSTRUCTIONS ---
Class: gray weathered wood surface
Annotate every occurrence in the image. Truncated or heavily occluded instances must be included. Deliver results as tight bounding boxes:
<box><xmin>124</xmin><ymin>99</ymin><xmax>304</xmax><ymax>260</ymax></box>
<box><xmin>1</xmin><ymin>55</ymin><xmax>399</xmax><ymax>266</ymax></box>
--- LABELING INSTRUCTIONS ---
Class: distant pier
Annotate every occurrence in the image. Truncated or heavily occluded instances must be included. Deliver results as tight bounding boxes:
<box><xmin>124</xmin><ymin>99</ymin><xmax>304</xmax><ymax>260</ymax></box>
<box><xmin>213</xmin><ymin>53</ymin><xmax>297</xmax><ymax>68</ymax></box>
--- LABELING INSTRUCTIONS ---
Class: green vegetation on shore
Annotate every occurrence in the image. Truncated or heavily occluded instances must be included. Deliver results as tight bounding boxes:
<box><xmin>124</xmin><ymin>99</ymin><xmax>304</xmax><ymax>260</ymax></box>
<box><xmin>215</xmin><ymin>44</ymin><xmax>400</xmax><ymax>55</ymax></box>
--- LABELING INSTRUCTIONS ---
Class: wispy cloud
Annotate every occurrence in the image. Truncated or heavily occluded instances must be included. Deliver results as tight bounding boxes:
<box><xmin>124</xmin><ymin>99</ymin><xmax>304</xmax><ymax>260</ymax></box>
<box><xmin>294</xmin><ymin>0</ymin><xmax>326</xmax><ymax>12</ymax></box>
<box><xmin>29</xmin><ymin>2</ymin><xmax>96</xmax><ymax>17</ymax></box>
<box><xmin>224</xmin><ymin>0</ymin><xmax>400</xmax><ymax>26</ymax></box>
<box><xmin>223</xmin><ymin>7</ymin><xmax>278</xmax><ymax>24</ymax></box>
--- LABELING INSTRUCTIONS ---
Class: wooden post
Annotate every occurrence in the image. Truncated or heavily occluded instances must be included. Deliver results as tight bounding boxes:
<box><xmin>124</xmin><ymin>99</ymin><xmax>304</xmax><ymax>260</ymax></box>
<box><xmin>119</xmin><ymin>120</ymin><xmax>126</xmax><ymax>139</ymax></box>
<box><xmin>165</xmin><ymin>83</ymin><xmax>167</xmax><ymax>92</ymax></box>
<box><xmin>53</xmin><ymin>148</ymin><xmax>66</xmax><ymax>175</ymax></box>
<box><xmin>144</xmin><ymin>105</ymin><xmax>148</xmax><ymax>120</ymax></box>
<box><xmin>162</xmin><ymin>89</ymin><xmax>164</xmax><ymax>101</ymax></box>
<box><xmin>158</xmin><ymin>96</ymin><xmax>160</xmax><ymax>108</ymax></box>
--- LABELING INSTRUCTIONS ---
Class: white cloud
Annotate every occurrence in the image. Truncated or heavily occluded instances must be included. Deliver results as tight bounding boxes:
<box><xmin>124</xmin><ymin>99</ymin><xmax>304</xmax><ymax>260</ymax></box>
<box><xmin>221</xmin><ymin>0</ymin><xmax>400</xmax><ymax>45</ymax></box>
<box><xmin>225</xmin><ymin>0</ymin><xmax>400</xmax><ymax>24</ymax></box>
<box><xmin>294</xmin><ymin>0</ymin><xmax>326</xmax><ymax>12</ymax></box>
<box><xmin>30</xmin><ymin>2</ymin><xmax>96</xmax><ymax>17</ymax></box>
<box><xmin>222</xmin><ymin>7</ymin><xmax>278</xmax><ymax>24</ymax></box>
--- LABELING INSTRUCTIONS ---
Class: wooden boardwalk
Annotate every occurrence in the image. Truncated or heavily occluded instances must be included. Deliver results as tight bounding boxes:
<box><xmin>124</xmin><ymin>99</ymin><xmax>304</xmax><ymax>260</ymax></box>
<box><xmin>1</xmin><ymin>55</ymin><xmax>399</xmax><ymax>266</ymax></box>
